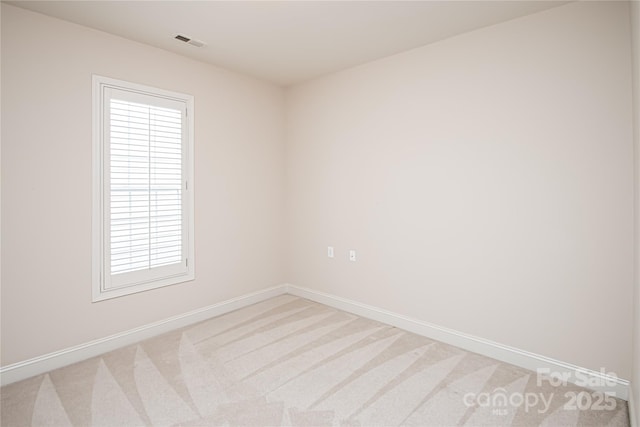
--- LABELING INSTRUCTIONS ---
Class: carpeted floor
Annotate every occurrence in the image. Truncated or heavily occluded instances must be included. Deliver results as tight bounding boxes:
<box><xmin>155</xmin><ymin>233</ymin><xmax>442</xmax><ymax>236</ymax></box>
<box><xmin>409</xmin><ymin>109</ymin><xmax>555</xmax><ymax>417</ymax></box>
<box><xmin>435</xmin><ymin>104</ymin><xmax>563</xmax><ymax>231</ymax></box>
<box><xmin>0</xmin><ymin>295</ymin><xmax>630</xmax><ymax>426</ymax></box>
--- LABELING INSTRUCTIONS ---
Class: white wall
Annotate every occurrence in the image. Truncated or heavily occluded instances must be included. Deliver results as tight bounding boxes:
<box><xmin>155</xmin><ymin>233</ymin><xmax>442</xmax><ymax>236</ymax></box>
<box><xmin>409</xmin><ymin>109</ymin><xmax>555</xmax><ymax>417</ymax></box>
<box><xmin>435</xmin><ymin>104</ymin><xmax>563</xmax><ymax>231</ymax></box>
<box><xmin>1</xmin><ymin>4</ymin><xmax>286</xmax><ymax>365</ymax></box>
<box><xmin>631</xmin><ymin>0</ymin><xmax>640</xmax><ymax>421</ymax></box>
<box><xmin>286</xmin><ymin>1</ymin><xmax>634</xmax><ymax>379</ymax></box>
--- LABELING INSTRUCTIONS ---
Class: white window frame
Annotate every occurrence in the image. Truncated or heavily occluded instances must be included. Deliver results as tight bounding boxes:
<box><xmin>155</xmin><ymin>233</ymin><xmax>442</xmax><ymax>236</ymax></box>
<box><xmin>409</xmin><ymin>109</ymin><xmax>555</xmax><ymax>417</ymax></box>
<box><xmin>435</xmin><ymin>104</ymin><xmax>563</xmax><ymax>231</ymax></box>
<box><xmin>92</xmin><ymin>75</ymin><xmax>194</xmax><ymax>302</ymax></box>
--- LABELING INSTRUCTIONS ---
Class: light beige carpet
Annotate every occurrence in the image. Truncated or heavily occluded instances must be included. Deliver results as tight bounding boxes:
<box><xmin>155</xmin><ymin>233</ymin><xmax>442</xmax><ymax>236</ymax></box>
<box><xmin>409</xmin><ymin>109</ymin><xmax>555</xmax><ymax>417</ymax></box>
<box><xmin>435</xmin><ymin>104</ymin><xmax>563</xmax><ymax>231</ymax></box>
<box><xmin>0</xmin><ymin>295</ymin><xmax>630</xmax><ymax>426</ymax></box>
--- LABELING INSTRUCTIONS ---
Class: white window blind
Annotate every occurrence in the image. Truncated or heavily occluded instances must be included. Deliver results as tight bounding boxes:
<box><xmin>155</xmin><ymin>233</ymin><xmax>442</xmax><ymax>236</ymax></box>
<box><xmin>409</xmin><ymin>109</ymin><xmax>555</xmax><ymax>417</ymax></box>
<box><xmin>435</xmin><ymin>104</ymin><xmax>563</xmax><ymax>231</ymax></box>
<box><xmin>93</xmin><ymin>76</ymin><xmax>194</xmax><ymax>301</ymax></box>
<box><xmin>109</xmin><ymin>99</ymin><xmax>183</xmax><ymax>274</ymax></box>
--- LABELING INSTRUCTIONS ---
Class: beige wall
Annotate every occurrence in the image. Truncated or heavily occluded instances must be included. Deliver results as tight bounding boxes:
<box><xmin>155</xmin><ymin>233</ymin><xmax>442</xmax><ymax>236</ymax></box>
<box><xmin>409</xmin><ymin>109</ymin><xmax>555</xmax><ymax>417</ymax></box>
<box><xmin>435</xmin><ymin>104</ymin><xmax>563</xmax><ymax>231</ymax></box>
<box><xmin>631</xmin><ymin>0</ymin><xmax>640</xmax><ymax>420</ymax></box>
<box><xmin>1</xmin><ymin>4</ymin><xmax>286</xmax><ymax>365</ymax></box>
<box><xmin>286</xmin><ymin>1</ymin><xmax>634</xmax><ymax>379</ymax></box>
<box><xmin>1</xmin><ymin>0</ymin><xmax>636</xmax><ymax>388</ymax></box>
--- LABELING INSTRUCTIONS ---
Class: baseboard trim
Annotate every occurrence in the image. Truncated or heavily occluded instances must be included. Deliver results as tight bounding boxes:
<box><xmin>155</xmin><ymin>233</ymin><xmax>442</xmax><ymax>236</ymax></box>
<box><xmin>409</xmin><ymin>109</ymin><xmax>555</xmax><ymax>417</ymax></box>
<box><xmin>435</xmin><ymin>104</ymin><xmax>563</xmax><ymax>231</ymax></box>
<box><xmin>0</xmin><ymin>284</ymin><xmax>288</xmax><ymax>386</ymax></box>
<box><xmin>2</xmin><ymin>282</ymin><xmax>631</xmax><ymax>402</ymax></box>
<box><xmin>285</xmin><ymin>284</ymin><xmax>630</xmax><ymax>401</ymax></box>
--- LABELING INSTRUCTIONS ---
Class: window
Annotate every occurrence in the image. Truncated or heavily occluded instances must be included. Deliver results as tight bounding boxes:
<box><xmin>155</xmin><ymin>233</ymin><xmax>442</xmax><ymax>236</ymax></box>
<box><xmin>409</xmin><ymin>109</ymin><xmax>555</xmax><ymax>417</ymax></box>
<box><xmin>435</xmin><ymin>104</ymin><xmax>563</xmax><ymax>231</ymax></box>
<box><xmin>92</xmin><ymin>75</ymin><xmax>194</xmax><ymax>301</ymax></box>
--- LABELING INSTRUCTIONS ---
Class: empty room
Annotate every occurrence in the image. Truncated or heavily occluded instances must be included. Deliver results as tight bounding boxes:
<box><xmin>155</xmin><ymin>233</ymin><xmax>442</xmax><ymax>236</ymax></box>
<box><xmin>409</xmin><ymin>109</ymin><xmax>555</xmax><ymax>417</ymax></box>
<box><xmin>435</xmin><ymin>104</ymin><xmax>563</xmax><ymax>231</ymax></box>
<box><xmin>1</xmin><ymin>0</ymin><xmax>640</xmax><ymax>426</ymax></box>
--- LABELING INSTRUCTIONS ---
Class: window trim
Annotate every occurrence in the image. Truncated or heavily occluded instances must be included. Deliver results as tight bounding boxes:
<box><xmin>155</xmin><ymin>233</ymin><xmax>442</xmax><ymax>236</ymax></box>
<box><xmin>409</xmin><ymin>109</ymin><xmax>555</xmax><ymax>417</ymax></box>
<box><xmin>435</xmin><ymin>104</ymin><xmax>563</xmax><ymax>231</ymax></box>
<box><xmin>92</xmin><ymin>75</ymin><xmax>195</xmax><ymax>302</ymax></box>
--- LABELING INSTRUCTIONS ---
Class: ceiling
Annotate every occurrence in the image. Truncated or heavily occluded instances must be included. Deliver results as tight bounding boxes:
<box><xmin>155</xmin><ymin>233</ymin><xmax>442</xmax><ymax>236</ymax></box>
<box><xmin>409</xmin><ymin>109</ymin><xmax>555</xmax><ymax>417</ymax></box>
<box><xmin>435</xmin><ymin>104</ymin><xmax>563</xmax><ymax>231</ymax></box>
<box><xmin>7</xmin><ymin>1</ymin><xmax>569</xmax><ymax>86</ymax></box>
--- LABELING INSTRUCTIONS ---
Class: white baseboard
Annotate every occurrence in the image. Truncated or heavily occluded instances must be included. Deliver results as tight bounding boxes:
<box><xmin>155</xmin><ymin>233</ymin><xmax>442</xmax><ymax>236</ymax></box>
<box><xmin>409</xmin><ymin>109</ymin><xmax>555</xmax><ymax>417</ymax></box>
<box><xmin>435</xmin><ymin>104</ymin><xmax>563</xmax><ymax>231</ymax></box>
<box><xmin>630</xmin><ymin>387</ymin><xmax>638</xmax><ymax>427</ymax></box>
<box><xmin>1</xmin><ymin>282</ymin><xmax>631</xmax><ymax>403</ymax></box>
<box><xmin>0</xmin><ymin>284</ymin><xmax>288</xmax><ymax>386</ymax></box>
<box><xmin>285</xmin><ymin>283</ymin><xmax>630</xmax><ymax>401</ymax></box>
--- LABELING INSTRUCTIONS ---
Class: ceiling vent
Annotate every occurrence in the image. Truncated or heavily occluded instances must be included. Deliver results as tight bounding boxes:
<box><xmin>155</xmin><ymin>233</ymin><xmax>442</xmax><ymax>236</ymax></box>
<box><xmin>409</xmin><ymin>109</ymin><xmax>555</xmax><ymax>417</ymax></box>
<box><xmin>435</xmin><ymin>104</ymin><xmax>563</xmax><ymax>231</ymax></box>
<box><xmin>174</xmin><ymin>34</ymin><xmax>205</xmax><ymax>48</ymax></box>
